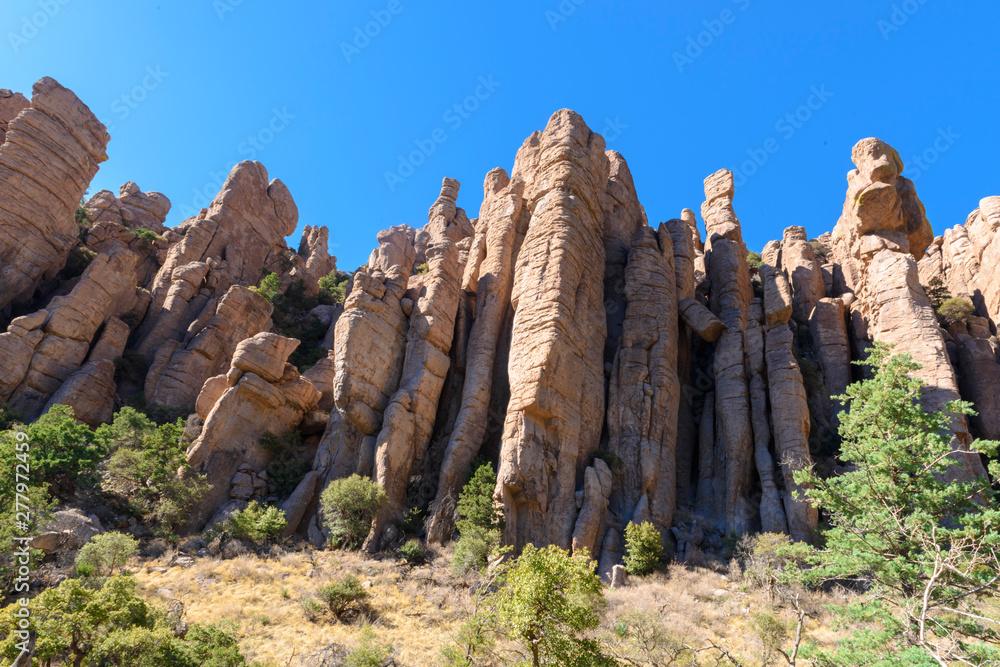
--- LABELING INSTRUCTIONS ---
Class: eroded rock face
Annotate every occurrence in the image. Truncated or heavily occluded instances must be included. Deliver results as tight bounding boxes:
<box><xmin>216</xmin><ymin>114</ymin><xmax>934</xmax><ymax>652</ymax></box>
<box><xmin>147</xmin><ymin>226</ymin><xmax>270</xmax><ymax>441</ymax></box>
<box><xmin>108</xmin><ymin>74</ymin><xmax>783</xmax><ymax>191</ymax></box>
<box><xmin>43</xmin><ymin>359</ymin><xmax>116</xmax><ymax>427</ymax></box>
<box><xmin>0</xmin><ymin>88</ymin><xmax>30</xmax><ymax>144</ymax></box>
<box><xmin>4</xmin><ymin>245</ymin><xmax>137</xmax><ymax>420</ymax></box>
<box><xmin>84</xmin><ymin>182</ymin><xmax>171</xmax><ymax>233</ymax></box>
<box><xmin>702</xmin><ymin>169</ymin><xmax>755</xmax><ymax>536</ymax></box>
<box><xmin>144</xmin><ymin>285</ymin><xmax>273</xmax><ymax>411</ymax></box>
<box><xmin>185</xmin><ymin>333</ymin><xmax>320</xmax><ymax>530</ymax></box>
<box><xmin>0</xmin><ymin>77</ymin><xmax>110</xmax><ymax>309</ymax></box>
<box><xmin>605</xmin><ymin>225</ymin><xmax>680</xmax><ymax>532</ymax></box>
<box><xmin>496</xmin><ymin>110</ymin><xmax>610</xmax><ymax>551</ymax></box>
<box><xmin>298</xmin><ymin>225</ymin><xmax>337</xmax><ymax>282</ymax></box>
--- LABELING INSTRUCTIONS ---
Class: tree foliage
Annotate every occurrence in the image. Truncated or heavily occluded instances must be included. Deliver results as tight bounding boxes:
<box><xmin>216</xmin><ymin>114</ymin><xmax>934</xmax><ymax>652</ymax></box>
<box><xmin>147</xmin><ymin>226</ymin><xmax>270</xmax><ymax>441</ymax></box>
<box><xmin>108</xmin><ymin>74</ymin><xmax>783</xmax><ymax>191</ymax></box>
<box><xmin>622</xmin><ymin>521</ymin><xmax>663</xmax><ymax>576</ymax></box>
<box><xmin>453</xmin><ymin>461</ymin><xmax>504</xmax><ymax>575</ymax></box>
<box><xmin>320</xmin><ymin>474</ymin><xmax>388</xmax><ymax>549</ymax></box>
<box><xmin>75</xmin><ymin>532</ymin><xmax>140</xmax><ymax>578</ymax></box>
<box><xmin>250</xmin><ymin>271</ymin><xmax>281</xmax><ymax>302</ymax></box>
<box><xmin>792</xmin><ymin>344</ymin><xmax>1000</xmax><ymax>666</ymax></box>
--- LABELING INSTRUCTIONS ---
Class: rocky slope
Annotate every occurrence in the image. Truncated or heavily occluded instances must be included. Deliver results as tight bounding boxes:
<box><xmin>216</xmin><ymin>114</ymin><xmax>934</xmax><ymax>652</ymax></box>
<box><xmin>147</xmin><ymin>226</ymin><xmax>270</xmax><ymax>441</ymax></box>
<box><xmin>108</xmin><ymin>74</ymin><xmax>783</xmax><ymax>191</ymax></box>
<box><xmin>2</xmin><ymin>78</ymin><xmax>997</xmax><ymax>570</ymax></box>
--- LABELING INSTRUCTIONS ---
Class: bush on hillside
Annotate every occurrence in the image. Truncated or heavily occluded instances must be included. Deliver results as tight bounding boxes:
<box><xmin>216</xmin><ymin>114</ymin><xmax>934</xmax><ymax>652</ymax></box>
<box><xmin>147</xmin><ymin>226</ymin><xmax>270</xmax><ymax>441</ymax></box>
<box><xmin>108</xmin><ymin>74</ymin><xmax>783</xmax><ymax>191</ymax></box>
<box><xmin>320</xmin><ymin>474</ymin><xmax>388</xmax><ymax>549</ymax></box>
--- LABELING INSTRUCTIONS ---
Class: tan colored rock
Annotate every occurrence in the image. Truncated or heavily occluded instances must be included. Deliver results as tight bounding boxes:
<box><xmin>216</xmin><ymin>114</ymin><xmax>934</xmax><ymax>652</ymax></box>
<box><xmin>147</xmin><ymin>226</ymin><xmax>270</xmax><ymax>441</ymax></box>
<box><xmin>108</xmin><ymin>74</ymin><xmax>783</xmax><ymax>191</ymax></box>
<box><xmin>957</xmin><ymin>338</ymin><xmax>1000</xmax><ymax>440</ymax></box>
<box><xmin>427</xmin><ymin>170</ymin><xmax>528</xmax><ymax>544</ymax></box>
<box><xmin>7</xmin><ymin>246</ymin><xmax>137</xmax><ymax>419</ymax></box>
<box><xmin>414</xmin><ymin>178</ymin><xmax>474</xmax><ymax>264</ymax></box>
<box><xmin>185</xmin><ymin>334</ymin><xmax>320</xmax><ymax>529</ymax></box>
<box><xmin>84</xmin><ymin>182</ymin><xmax>171</xmax><ymax>233</ymax></box>
<box><xmin>606</xmin><ymin>226</ymin><xmax>680</xmax><ymax>531</ymax></box>
<box><xmin>780</xmin><ymin>226</ymin><xmax>825</xmax><ymax>321</ymax></box>
<box><xmin>694</xmin><ymin>391</ymin><xmax>715</xmax><ymax>516</ymax></box>
<box><xmin>571</xmin><ymin>460</ymin><xmax>612</xmax><ymax>558</ymax></box>
<box><xmin>703</xmin><ymin>169</ymin><xmax>755</xmax><ymax>535</ymax></box>
<box><xmin>0</xmin><ymin>88</ymin><xmax>30</xmax><ymax>144</ymax></box>
<box><xmin>764</xmin><ymin>325</ymin><xmax>817</xmax><ymax>542</ymax></box>
<box><xmin>963</xmin><ymin>197</ymin><xmax>1000</xmax><ymax>325</ymax></box>
<box><xmin>0</xmin><ymin>311</ymin><xmax>46</xmax><ymax>402</ymax></box>
<box><xmin>366</xmin><ymin>240</ymin><xmax>462</xmax><ymax>550</ymax></box>
<box><xmin>678</xmin><ymin>298</ymin><xmax>725</xmax><ymax>341</ymax></box>
<box><xmin>367</xmin><ymin>224</ymin><xmax>416</xmax><ymax>274</ymax></box>
<box><xmin>809</xmin><ymin>298</ymin><xmax>851</xmax><ymax>425</ymax></box>
<box><xmin>298</xmin><ymin>225</ymin><xmax>337</xmax><ymax>282</ymax></box>
<box><xmin>87</xmin><ymin>317</ymin><xmax>130</xmax><ymax>363</ymax></box>
<box><xmin>760</xmin><ymin>264</ymin><xmax>793</xmax><ymax>327</ymax></box>
<box><xmin>302</xmin><ymin>355</ymin><xmax>336</xmax><ymax>412</ymax></box>
<box><xmin>279</xmin><ymin>471</ymin><xmax>319</xmax><ymax>537</ymax></box>
<box><xmin>144</xmin><ymin>286</ymin><xmax>273</xmax><ymax>410</ymax></box>
<box><xmin>43</xmin><ymin>359</ymin><xmax>116</xmax><ymax>427</ymax></box>
<box><xmin>0</xmin><ymin>78</ymin><xmax>109</xmax><ymax>309</ymax></box>
<box><xmin>496</xmin><ymin>110</ymin><xmax>609</xmax><ymax>551</ymax></box>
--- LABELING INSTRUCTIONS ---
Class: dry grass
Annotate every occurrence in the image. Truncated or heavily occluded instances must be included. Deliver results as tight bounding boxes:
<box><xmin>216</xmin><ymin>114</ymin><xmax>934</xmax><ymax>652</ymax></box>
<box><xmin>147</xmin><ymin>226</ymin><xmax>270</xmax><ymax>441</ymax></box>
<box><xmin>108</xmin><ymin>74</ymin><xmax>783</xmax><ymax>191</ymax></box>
<box><xmin>134</xmin><ymin>545</ymin><xmax>853</xmax><ymax>666</ymax></box>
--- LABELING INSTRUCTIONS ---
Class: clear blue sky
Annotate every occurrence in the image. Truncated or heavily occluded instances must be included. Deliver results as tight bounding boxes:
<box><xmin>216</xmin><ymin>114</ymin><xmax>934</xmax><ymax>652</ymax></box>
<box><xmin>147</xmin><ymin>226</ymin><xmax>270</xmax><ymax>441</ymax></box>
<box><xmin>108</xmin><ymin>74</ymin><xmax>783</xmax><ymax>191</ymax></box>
<box><xmin>3</xmin><ymin>1</ymin><xmax>998</xmax><ymax>270</ymax></box>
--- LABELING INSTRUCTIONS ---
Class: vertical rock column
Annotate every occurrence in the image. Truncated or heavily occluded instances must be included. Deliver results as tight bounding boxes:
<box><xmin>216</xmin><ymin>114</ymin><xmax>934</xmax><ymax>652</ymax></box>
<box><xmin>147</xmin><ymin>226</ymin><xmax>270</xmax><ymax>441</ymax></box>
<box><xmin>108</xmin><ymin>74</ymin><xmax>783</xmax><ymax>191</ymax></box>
<box><xmin>426</xmin><ymin>169</ymin><xmax>527</xmax><ymax>543</ymax></box>
<box><xmin>702</xmin><ymin>169</ymin><xmax>755</xmax><ymax>535</ymax></box>
<box><xmin>495</xmin><ymin>110</ymin><xmax>610</xmax><ymax>551</ymax></box>
<box><xmin>604</xmin><ymin>225</ymin><xmax>680</xmax><ymax>533</ymax></box>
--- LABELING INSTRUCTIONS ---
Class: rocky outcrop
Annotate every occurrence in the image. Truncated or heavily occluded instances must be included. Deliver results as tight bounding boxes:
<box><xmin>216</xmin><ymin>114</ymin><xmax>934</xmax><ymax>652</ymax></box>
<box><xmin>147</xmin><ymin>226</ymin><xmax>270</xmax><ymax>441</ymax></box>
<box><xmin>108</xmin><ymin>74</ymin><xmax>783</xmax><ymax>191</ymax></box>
<box><xmin>414</xmin><ymin>178</ymin><xmax>474</xmax><ymax>265</ymax></box>
<box><xmin>702</xmin><ymin>169</ymin><xmax>755</xmax><ymax>536</ymax></box>
<box><xmin>366</xmin><ymin>240</ymin><xmax>462</xmax><ymax>550</ymax></box>
<box><xmin>495</xmin><ymin>110</ymin><xmax>610</xmax><ymax>552</ymax></box>
<box><xmin>426</xmin><ymin>169</ymin><xmax>528</xmax><ymax>543</ymax></box>
<box><xmin>605</xmin><ymin>225</ymin><xmax>680</xmax><ymax>531</ymax></box>
<box><xmin>0</xmin><ymin>88</ymin><xmax>29</xmax><ymax>144</ymax></box>
<box><xmin>3</xmin><ymin>245</ymin><xmax>137</xmax><ymax>420</ymax></box>
<box><xmin>298</xmin><ymin>225</ymin><xmax>337</xmax><ymax>281</ymax></box>
<box><xmin>84</xmin><ymin>182</ymin><xmax>171</xmax><ymax>233</ymax></box>
<box><xmin>779</xmin><ymin>226</ymin><xmax>826</xmax><ymax>322</ymax></box>
<box><xmin>144</xmin><ymin>285</ymin><xmax>273</xmax><ymax>411</ymax></box>
<box><xmin>0</xmin><ymin>77</ymin><xmax>109</xmax><ymax>309</ymax></box>
<box><xmin>185</xmin><ymin>332</ymin><xmax>320</xmax><ymax>529</ymax></box>
<box><xmin>43</xmin><ymin>359</ymin><xmax>116</xmax><ymax>427</ymax></box>
<box><xmin>367</xmin><ymin>225</ymin><xmax>416</xmax><ymax>274</ymax></box>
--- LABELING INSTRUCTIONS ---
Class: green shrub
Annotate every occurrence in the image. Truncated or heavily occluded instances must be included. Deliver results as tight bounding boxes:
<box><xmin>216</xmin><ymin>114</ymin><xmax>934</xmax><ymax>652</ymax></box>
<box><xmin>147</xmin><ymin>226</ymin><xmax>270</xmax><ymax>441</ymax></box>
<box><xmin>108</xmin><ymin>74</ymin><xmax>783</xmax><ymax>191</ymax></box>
<box><xmin>120</xmin><ymin>309</ymin><xmax>142</xmax><ymax>329</ymax></box>
<box><xmin>251</xmin><ymin>272</ymin><xmax>281</xmax><ymax>302</ymax></box>
<box><xmin>924</xmin><ymin>276</ymin><xmax>951</xmax><ymax>310</ymax></box>
<box><xmin>623</xmin><ymin>521</ymin><xmax>663</xmax><ymax>576</ymax></box>
<box><xmin>400</xmin><ymin>539</ymin><xmax>425</xmax><ymax>563</ymax></box>
<box><xmin>345</xmin><ymin>625</ymin><xmax>392</xmax><ymax>667</ymax></box>
<box><xmin>747</xmin><ymin>250</ymin><xmax>763</xmax><ymax>271</ymax></box>
<box><xmin>415</xmin><ymin>262</ymin><xmax>430</xmax><ymax>275</ymax></box>
<box><xmin>0</xmin><ymin>485</ymin><xmax>52</xmax><ymax>594</ymax></box>
<box><xmin>734</xmin><ymin>532</ymin><xmax>796</xmax><ymax>601</ymax></box>
<box><xmin>97</xmin><ymin>408</ymin><xmax>208</xmax><ymax>533</ymax></box>
<box><xmin>130</xmin><ymin>227</ymin><xmax>159</xmax><ymax>245</ymax></box>
<box><xmin>0</xmin><ymin>404</ymin><xmax>22</xmax><ymax>431</ymax></box>
<box><xmin>318</xmin><ymin>271</ymin><xmax>349</xmax><ymax>306</ymax></box>
<box><xmin>21</xmin><ymin>404</ymin><xmax>104</xmax><ymax>499</ymax></box>
<box><xmin>590</xmin><ymin>449</ymin><xmax>623</xmax><ymax>471</ymax></box>
<box><xmin>452</xmin><ymin>461</ymin><xmax>503</xmax><ymax>574</ymax></box>
<box><xmin>320</xmin><ymin>474</ymin><xmax>388</xmax><ymax>549</ymax></box>
<box><xmin>937</xmin><ymin>296</ymin><xmax>975</xmax><ymax>325</ymax></box>
<box><xmin>316</xmin><ymin>575</ymin><xmax>369</xmax><ymax>618</ymax></box>
<box><xmin>809</xmin><ymin>239</ymin><xmax>829</xmax><ymax>260</ymax></box>
<box><xmin>225</xmin><ymin>501</ymin><xmax>287</xmax><ymax>544</ymax></box>
<box><xmin>62</xmin><ymin>245</ymin><xmax>97</xmax><ymax>279</ymax></box>
<box><xmin>299</xmin><ymin>596</ymin><xmax>324</xmax><ymax>622</ymax></box>
<box><xmin>76</xmin><ymin>532</ymin><xmax>139</xmax><ymax>578</ymax></box>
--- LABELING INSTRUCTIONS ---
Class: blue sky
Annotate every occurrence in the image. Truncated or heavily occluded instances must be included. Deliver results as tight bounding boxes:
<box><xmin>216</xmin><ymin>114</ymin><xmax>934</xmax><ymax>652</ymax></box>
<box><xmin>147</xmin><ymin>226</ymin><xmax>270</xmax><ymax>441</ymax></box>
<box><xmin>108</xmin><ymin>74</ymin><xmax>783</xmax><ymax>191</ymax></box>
<box><xmin>3</xmin><ymin>0</ymin><xmax>998</xmax><ymax>270</ymax></box>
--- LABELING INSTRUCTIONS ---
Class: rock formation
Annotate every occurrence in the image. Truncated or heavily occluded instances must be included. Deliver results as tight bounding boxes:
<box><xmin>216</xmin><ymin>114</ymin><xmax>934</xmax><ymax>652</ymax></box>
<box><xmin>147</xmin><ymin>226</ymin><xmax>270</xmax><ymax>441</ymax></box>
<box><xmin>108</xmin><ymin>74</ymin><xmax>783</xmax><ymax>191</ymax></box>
<box><xmin>0</xmin><ymin>78</ymin><xmax>109</xmax><ymax>310</ymax></box>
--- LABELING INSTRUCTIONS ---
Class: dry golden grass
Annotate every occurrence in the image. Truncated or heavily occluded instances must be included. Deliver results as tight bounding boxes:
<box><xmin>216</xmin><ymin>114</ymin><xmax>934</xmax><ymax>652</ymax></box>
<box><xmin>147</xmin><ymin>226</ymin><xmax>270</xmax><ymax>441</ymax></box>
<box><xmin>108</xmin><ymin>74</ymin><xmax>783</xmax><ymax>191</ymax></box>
<box><xmin>133</xmin><ymin>546</ymin><xmax>852</xmax><ymax>666</ymax></box>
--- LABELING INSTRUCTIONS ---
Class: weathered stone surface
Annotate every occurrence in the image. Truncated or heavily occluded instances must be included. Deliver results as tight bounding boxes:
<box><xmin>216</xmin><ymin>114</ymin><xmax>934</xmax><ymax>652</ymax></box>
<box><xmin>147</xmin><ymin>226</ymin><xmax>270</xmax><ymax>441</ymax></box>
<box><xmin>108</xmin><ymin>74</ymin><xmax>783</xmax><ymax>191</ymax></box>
<box><xmin>279</xmin><ymin>471</ymin><xmax>319</xmax><ymax>537</ymax></box>
<box><xmin>298</xmin><ymin>225</ymin><xmax>337</xmax><ymax>282</ymax></box>
<box><xmin>760</xmin><ymin>264</ymin><xmax>793</xmax><ymax>327</ymax></box>
<box><xmin>571</xmin><ymin>460</ymin><xmax>612</xmax><ymax>558</ymax></box>
<box><xmin>43</xmin><ymin>359</ymin><xmax>116</xmax><ymax>427</ymax></box>
<box><xmin>749</xmin><ymin>373</ymin><xmax>789</xmax><ymax>535</ymax></box>
<box><xmin>144</xmin><ymin>286</ymin><xmax>273</xmax><ymax>410</ymax></box>
<box><xmin>809</xmin><ymin>298</ymin><xmax>851</xmax><ymax>425</ymax></box>
<box><xmin>678</xmin><ymin>297</ymin><xmax>725</xmax><ymax>342</ymax></box>
<box><xmin>427</xmin><ymin>169</ymin><xmax>528</xmax><ymax>543</ymax></box>
<box><xmin>366</xmin><ymin>240</ymin><xmax>462</xmax><ymax>550</ymax></box>
<box><xmin>496</xmin><ymin>110</ymin><xmax>609</xmax><ymax>551</ymax></box>
<box><xmin>414</xmin><ymin>178</ymin><xmax>474</xmax><ymax>264</ymax></box>
<box><xmin>185</xmin><ymin>334</ymin><xmax>320</xmax><ymax>529</ymax></box>
<box><xmin>84</xmin><ymin>182</ymin><xmax>171</xmax><ymax>233</ymax></box>
<box><xmin>780</xmin><ymin>226</ymin><xmax>825</xmax><ymax>322</ymax></box>
<box><xmin>87</xmin><ymin>317</ymin><xmax>130</xmax><ymax>363</ymax></box>
<box><xmin>703</xmin><ymin>169</ymin><xmax>755</xmax><ymax>536</ymax></box>
<box><xmin>606</xmin><ymin>226</ymin><xmax>680</xmax><ymax>531</ymax></box>
<box><xmin>6</xmin><ymin>246</ymin><xmax>137</xmax><ymax>419</ymax></box>
<box><xmin>764</xmin><ymin>325</ymin><xmax>817</xmax><ymax>542</ymax></box>
<box><xmin>694</xmin><ymin>391</ymin><xmax>715</xmax><ymax>516</ymax></box>
<box><xmin>367</xmin><ymin>224</ymin><xmax>416</xmax><ymax>274</ymax></box>
<box><xmin>0</xmin><ymin>88</ymin><xmax>30</xmax><ymax>144</ymax></box>
<box><xmin>957</xmin><ymin>338</ymin><xmax>1000</xmax><ymax>440</ymax></box>
<box><xmin>0</xmin><ymin>78</ymin><xmax>110</xmax><ymax>309</ymax></box>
